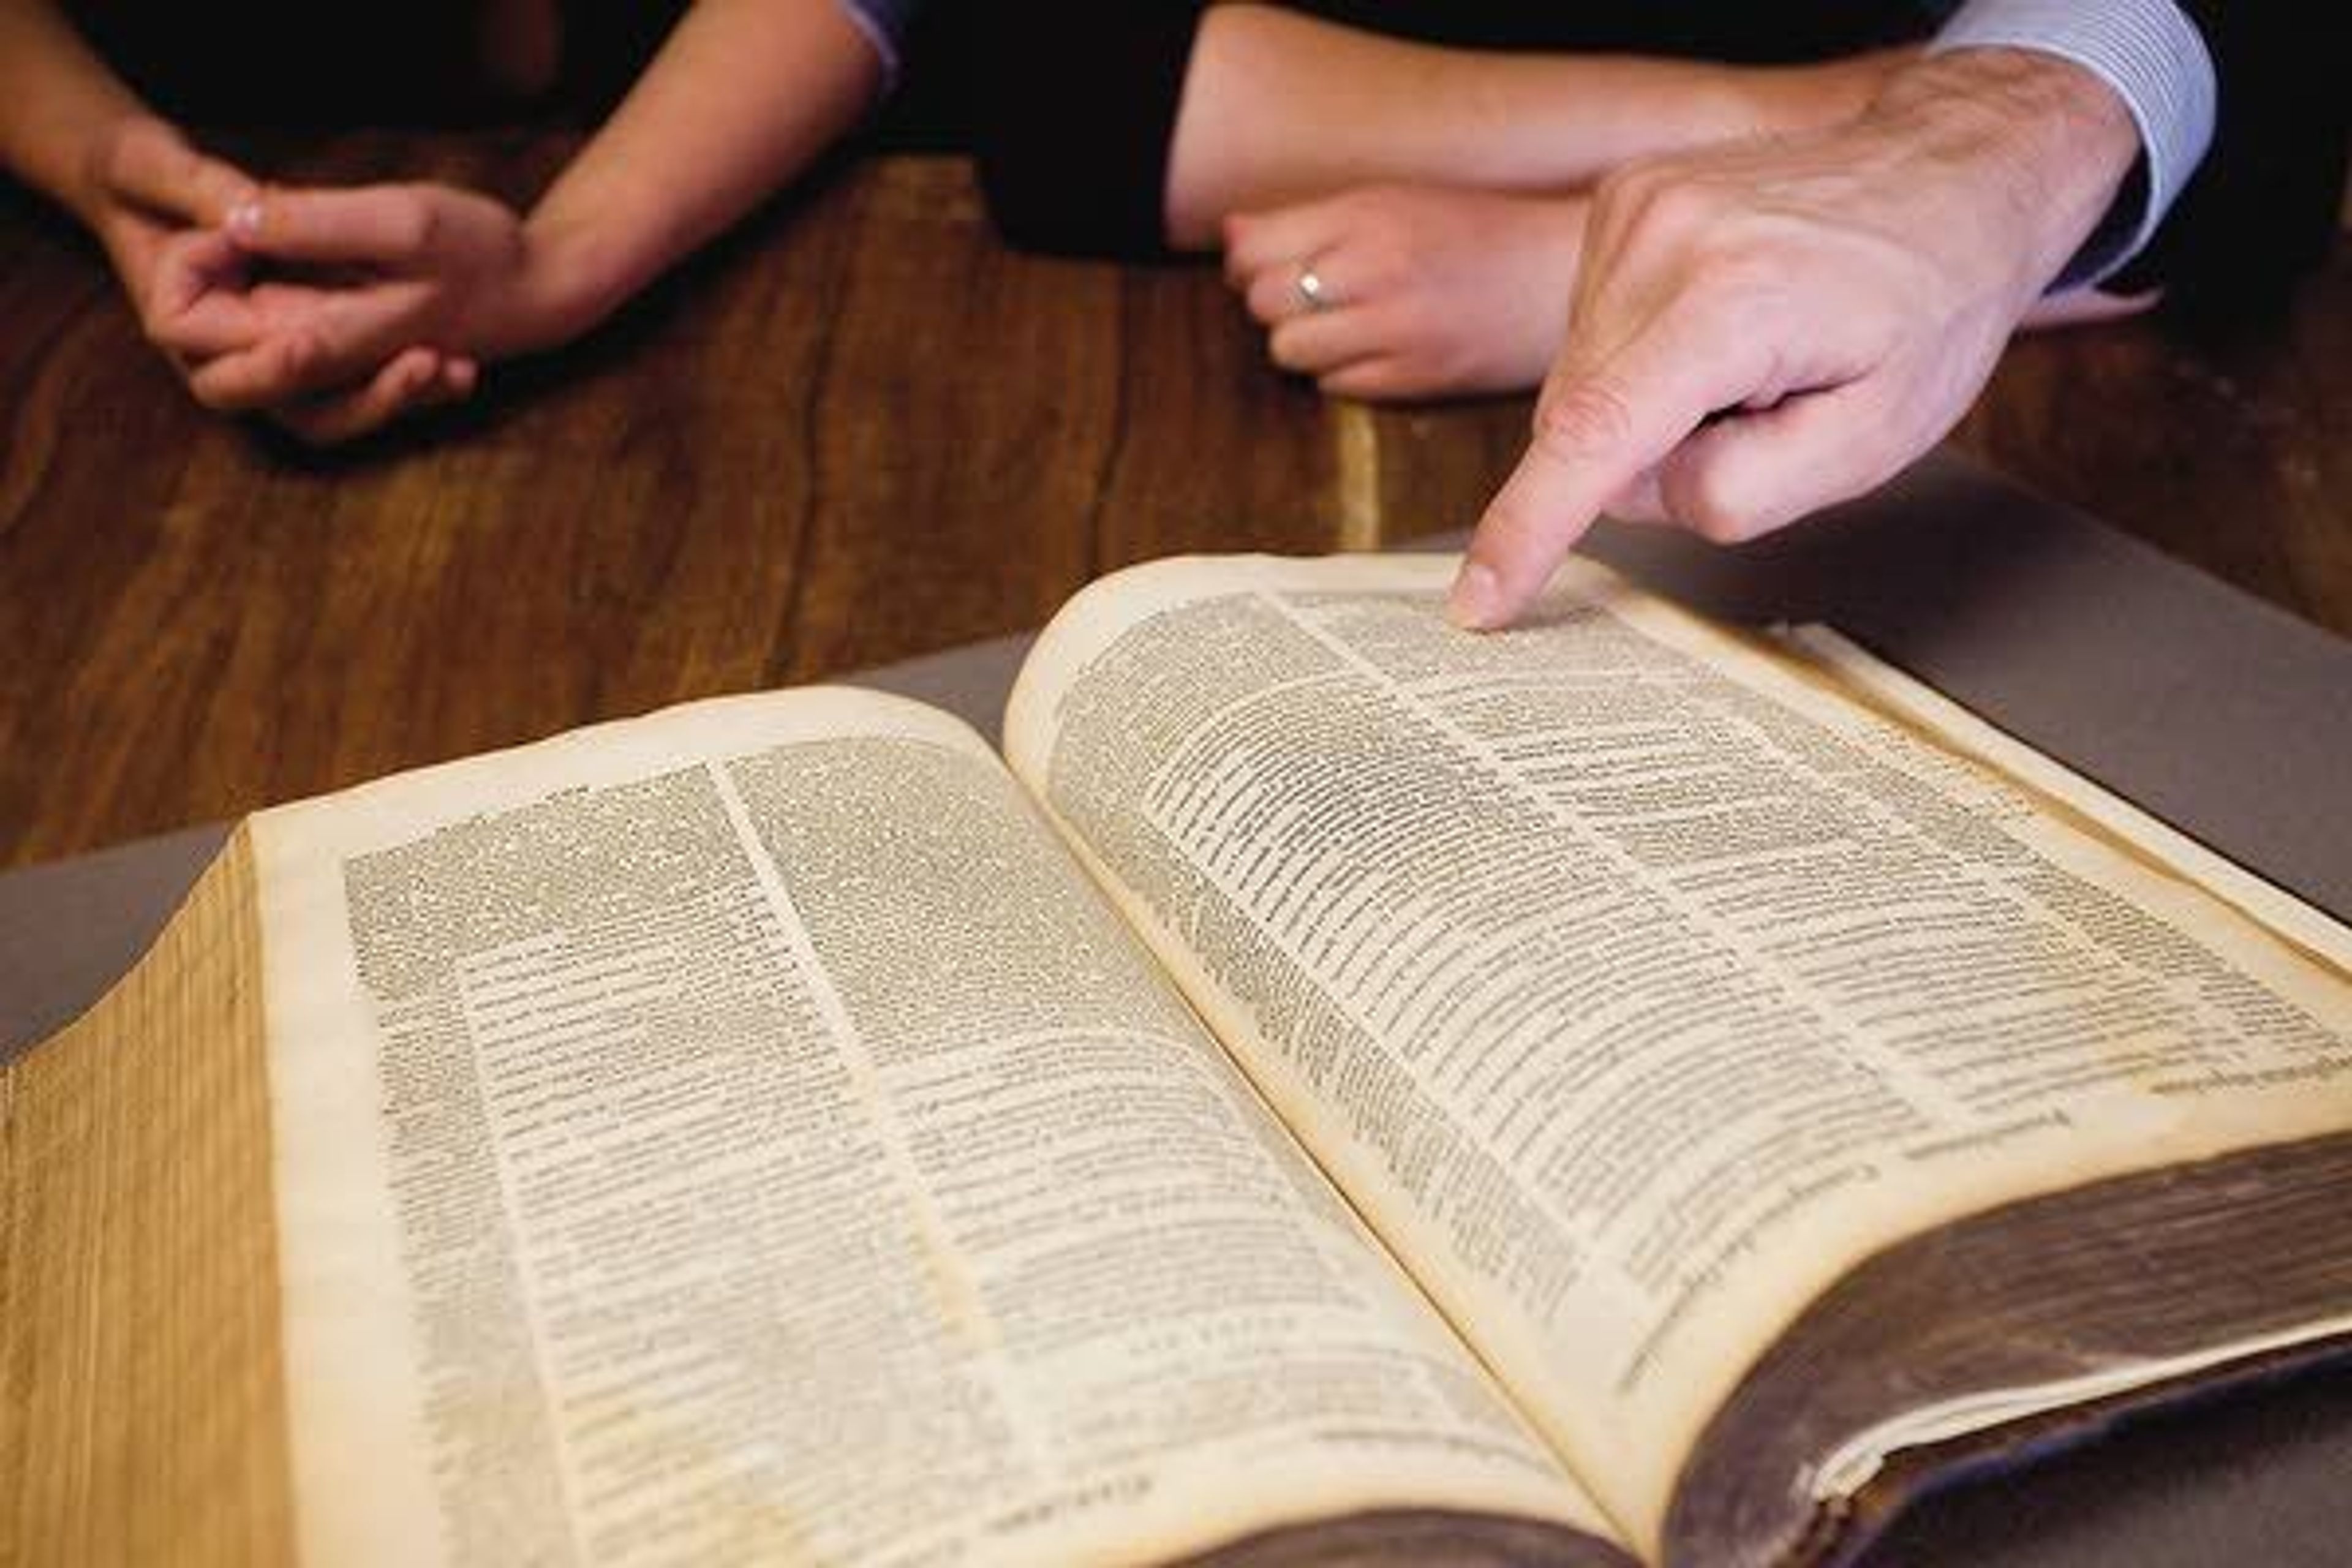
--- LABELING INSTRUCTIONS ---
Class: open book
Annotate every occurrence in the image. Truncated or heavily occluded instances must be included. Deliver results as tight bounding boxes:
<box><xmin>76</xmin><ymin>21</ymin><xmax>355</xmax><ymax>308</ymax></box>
<box><xmin>7</xmin><ymin>554</ymin><xmax>2349</xmax><ymax>1568</ymax></box>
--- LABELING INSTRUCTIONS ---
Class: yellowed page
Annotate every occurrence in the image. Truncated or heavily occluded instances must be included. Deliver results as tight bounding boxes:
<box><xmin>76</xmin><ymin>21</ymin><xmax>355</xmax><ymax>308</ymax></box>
<box><xmin>252</xmin><ymin>687</ymin><xmax>1614</xmax><ymax>1568</ymax></box>
<box><xmin>1000</xmin><ymin>552</ymin><xmax>2352</xmax><ymax>1557</ymax></box>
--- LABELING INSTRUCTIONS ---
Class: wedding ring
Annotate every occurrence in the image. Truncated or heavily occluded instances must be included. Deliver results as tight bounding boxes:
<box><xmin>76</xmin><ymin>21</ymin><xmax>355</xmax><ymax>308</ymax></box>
<box><xmin>1292</xmin><ymin>260</ymin><xmax>1337</xmax><ymax>314</ymax></box>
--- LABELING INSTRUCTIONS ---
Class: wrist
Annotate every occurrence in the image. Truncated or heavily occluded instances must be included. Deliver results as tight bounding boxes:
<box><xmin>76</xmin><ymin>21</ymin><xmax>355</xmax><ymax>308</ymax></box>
<box><xmin>1867</xmin><ymin>48</ymin><xmax>2141</xmax><ymax>301</ymax></box>
<box><xmin>507</xmin><ymin>208</ymin><xmax>637</xmax><ymax>354</ymax></box>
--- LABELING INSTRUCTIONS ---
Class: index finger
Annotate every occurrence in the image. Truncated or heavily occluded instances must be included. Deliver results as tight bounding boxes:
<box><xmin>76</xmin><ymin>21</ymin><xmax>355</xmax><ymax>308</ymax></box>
<box><xmin>1449</xmin><ymin>303</ymin><xmax>1771</xmax><ymax>630</ymax></box>
<box><xmin>226</xmin><ymin>186</ymin><xmax>434</xmax><ymax>266</ymax></box>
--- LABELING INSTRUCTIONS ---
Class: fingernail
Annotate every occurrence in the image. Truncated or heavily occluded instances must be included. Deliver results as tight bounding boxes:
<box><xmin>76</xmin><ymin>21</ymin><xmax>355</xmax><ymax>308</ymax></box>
<box><xmin>225</xmin><ymin>199</ymin><xmax>263</xmax><ymax>238</ymax></box>
<box><xmin>1447</xmin><ymin>559</ymin><xmax>1503</xmax><ymax>631</ymax></box>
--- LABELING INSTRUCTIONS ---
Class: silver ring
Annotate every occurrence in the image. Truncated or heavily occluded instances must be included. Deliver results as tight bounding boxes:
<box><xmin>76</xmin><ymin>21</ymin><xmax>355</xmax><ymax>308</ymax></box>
<box><xmin>1292</xmin><ymin>261</ymin><xmax>1337</xmax><ymax>314</ymax></box>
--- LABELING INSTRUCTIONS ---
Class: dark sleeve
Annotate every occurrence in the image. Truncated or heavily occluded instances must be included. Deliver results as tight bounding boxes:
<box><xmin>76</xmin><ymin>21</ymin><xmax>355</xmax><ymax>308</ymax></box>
<box><xmin>2111</xmin><ymin>1</ymin><xmax>2348</xmax><ymax>322</ymax></box>
<box><xmin>972</xmin><ymin>1</ymin><xmax>1212</xmax><ymax>260</ymax></box>
<box><xmin>967</xmin><ymin>0</ymin><xmax>1936</xmax><ymax>260</ymax></box>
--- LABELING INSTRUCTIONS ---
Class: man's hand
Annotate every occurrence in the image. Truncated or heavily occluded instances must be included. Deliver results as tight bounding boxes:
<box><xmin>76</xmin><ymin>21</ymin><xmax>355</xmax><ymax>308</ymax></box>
<box><xmin>1449</xmin><ymin>48</ymin><xmax>2143</xmax><ymax>630</ymax></box>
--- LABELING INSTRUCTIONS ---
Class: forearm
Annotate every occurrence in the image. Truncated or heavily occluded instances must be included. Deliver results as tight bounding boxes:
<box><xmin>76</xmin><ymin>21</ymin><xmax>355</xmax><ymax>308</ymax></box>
<box><xmin>1163</xmin><ymin>4</ymin><xmax>1899</xmax><ymax>248</ymax></box>
<box><xmin>0</xmin><ymin>0</ymin><xmax>153</xmax><ymax>225</ymax></box>
<box><xmin>1932</xmin><ymin>0</ymin><xmax>2216</xmax><ymax>287</ymax></box>
<box><xmin>516</xmin><ymin>0</ymin><xmax>884</xmax><ymax>349</ymax></box>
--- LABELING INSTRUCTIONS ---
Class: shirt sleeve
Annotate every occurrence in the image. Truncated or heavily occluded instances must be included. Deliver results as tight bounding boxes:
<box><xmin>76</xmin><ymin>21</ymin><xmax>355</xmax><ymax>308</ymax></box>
<box><xmin>1929</xmin><ymin>0</ymin><xmax>2218</xmax><ymax>288</ymax></box>
<box><xmin>831</xmin><ymin>0</ymin><xmax>920</xmax><ymax>91</ymax></box>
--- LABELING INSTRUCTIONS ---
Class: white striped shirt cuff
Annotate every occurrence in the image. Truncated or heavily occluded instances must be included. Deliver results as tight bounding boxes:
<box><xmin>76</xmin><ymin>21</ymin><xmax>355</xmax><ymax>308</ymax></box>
<box><xmin>1931</xmin><ymin>0</ymin><xmax>2217</xmax><ymax>287</ymax></box>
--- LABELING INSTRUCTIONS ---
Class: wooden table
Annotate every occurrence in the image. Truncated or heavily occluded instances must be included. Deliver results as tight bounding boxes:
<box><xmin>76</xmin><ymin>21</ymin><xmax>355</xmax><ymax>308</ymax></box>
<box><xmin>2</xmin><ymin>140</ymin><xmax>2346</xmax><ymax>870</ymax></box>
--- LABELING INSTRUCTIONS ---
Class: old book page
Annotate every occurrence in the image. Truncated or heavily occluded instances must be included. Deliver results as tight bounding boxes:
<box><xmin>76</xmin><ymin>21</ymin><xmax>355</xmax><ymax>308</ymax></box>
<box><xmin>1001</xmin><ymin>553</ymin><xmax>2352</xmax><ymax>1558</ymax></box>
<box><xmin>252</xmin><ymin>688</ymin><xmax>1615</xmax><ymax>1568</ymax></box>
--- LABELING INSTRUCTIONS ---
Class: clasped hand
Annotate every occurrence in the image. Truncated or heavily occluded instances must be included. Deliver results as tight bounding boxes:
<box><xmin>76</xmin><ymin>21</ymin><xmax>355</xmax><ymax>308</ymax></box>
<box><xmin>94</xmin><ymin>119</ymin><xmax>556</xmax><ymax>443</ymax></box>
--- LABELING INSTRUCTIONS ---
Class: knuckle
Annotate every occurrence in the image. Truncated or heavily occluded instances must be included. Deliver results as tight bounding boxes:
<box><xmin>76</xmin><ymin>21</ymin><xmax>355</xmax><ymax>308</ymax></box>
<box><xmin>1593</xmin><ymin>165</ymin><xmax>1722</xmax><ymax>255</ymax></box>
<box><xmin>1531</xmin><ymin>379</ymin><xmax>1637</xmax><ymax>465</ymax></box>
<box><xmin>1640</xmin><ymin>178</ymin><xmax>1721</xmax><ymax>238</ymax></box>
<box><xmin>1672</xmin><ymin>464</ymin><xmax>1764</xmax><ymax>545</ymax></box>
<box><xmin>1702</xmin><ymin>233</ymin><xmax>1800</xmax><ymax>307</ymax></box>
<box><xmin>389</xmin><ymin>190</ymin><xmax>437</xmax><ymax>255</ymax></box>
<box><xmin>1589</xmin><ymin>163</ymin><xmax>1660</xmax><ymax>225</ymax></box>
<box><xmin>399</xmin><ymin>356</ymin><xmax>440</xmax><ymax>399</ymax></box>
<box><xmin>1590</xmin><ymin>163</ymin><xmax>1643</xmax><ymax>208</ymax></box>
<box><xmin>1686</xmin><ymin>491</ymin><xmax>1752</xmax><ymax>545</ymax></box>
<box><xmin>279</xmin><ymin>333</ymin><xmax>320</xmax><ymax>380</ymax></box>
<box><xmin>1703</xmin><ymin>227</ymin><xmax>1806</xmax><ymax>310</ymax></box>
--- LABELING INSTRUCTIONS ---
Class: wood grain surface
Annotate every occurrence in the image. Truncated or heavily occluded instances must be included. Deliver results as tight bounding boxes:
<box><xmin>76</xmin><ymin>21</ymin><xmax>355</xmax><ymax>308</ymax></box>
<box><xmin>0</xmin><ymin>829</ymin><xmax>288</xmax><ymax>1567</ymax></box>
<box><xmin>1</xmin><ymin>141</ymin><xmax>2345</xmax><ymax>870</ymax></box>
